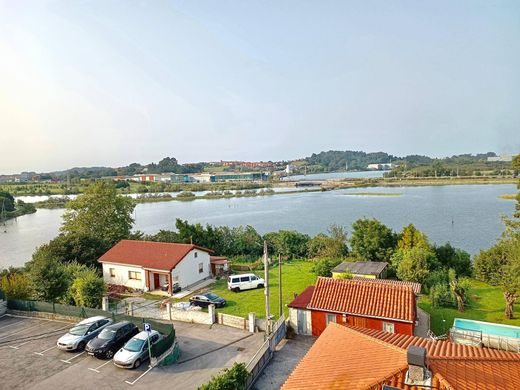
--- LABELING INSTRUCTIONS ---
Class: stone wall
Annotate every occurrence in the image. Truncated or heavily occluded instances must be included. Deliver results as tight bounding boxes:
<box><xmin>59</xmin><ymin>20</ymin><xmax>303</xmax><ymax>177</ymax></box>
<box><xmin>7</xmin><ymin>309</ymin><xmax>79</xmax><ymax>322</ymax></box>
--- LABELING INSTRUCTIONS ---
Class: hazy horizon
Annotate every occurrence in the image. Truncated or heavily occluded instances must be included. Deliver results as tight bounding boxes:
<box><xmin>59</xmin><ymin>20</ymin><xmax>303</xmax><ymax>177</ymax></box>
<box><xmin>1</xmin><ymin>1</ymin><xmax>519</xmax><ymax>173</ymax></box>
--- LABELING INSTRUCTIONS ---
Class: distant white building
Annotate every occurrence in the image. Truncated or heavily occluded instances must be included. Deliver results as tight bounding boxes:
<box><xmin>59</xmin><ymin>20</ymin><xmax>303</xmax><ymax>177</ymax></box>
<box><xmin>487</xmin><ymin>155</ymin><xmax>513</xmax><ymax>162</ymax></box>
<box><xmin>285</xmin><ymin>164</ymin><xmax>295</xmax><ymax>174</ymax></box>
<box><xmin>367</xmin><ymin>163</ymin><xmax>393</xmax><ymax>170</ymax></box>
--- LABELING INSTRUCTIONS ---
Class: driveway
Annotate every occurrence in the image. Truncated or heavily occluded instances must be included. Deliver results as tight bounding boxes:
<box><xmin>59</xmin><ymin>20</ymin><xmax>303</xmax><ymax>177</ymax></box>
<box><xmin>253</xmin><ymin>335</ymin><xmax>315</xmax><ymax>390</ymax></box>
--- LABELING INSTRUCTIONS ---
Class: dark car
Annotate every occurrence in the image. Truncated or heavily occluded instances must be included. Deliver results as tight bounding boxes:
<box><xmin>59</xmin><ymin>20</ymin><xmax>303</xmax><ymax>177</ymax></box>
<box><xmin>161</xmin><ymin>282</ymin><xmax>181</xmax><ymax>294</ymax></box>
<box><xmin>189</xmin><ymin>292</ymin><xmax>226</xmax><ymax>308</ymax></box>
<box><xmin>85</xmin><ymin>321</ymin><xmax>139</xmax><ymax>359</ymax></box>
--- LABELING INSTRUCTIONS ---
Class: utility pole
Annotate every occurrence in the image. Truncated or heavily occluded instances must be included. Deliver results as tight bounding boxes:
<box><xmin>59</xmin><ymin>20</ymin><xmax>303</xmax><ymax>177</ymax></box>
<box><xmin>278</xmin><ymin>254</ymin><xmax>282</xmax><ymax>318</ymax></box>
<box><xmin>264</xmin><ymin>240</ymin><xmax>271</xmax><ymax>336</ymax></box>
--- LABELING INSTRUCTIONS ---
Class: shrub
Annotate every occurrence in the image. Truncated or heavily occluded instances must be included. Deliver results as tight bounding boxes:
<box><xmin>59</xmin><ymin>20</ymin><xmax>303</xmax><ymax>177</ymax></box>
<box><xmin>0</xmin><ymin>273</ymin><xmax>32</xmax><ymax>300</ymax></box>
<box><xmin>429</xmin><ymin>283</ymin><xmax>455</xmax><ymax>308</ymax></box>
<box><xmin>198</xmin><ymin>362</ymin><xmax>249</xmax><ymax>390</ymax></box>
<box><xmin>70</xmin><ymin>269</ymin><xmax>106</xmax><ymax>308</ymax></box>
<box><xmin>312</xmin><ymin>258</ymin><xmax>342</xmax><ymax>277</ymax></box>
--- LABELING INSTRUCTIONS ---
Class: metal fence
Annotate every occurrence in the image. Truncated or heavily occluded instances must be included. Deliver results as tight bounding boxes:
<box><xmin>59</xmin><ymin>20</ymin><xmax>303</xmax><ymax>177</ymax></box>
<box><xmin>6</xmin><ymin>299</ymin><xmax>175</xmax><ymax>359</ymax></box>
<box><xmin>245</xmin><ymin>314</ymin><xmax>286</xmax><ymax>389</ymax></box>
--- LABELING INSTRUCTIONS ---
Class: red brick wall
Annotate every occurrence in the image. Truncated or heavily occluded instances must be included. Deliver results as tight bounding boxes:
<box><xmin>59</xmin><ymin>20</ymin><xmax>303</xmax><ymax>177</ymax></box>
<box><xmin>310</xmin><ymin>310</ymin><xmax>414</xmax><ymax>336</ymax></box>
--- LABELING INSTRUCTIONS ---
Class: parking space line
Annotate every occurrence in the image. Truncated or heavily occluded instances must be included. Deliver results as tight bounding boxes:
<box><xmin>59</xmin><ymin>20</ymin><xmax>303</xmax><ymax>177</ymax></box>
<box><xmin>88</xmin><ymin>360</ymin><xmax>112</xmax><ymax>373</ymax></box>
<box><xmin>60</xmin><ymin>351</ymin><xmax>85</xmax><ymax>364</ymax></box>
<box><xmin>34</xmin><ymin>345</ymin><xmax>57</xmax><ymax>356</ymax></box>
<box><xmin>9</xmin><ymin>337</ymin><xmax>41</xmax><ymax>349</ymax></box>
<box><xmin>0</xmin><ymin>322</ymin><xmax>44</xmax><ymax>340</ymax></box>
<box><xmin>125</xmin><ymin>365</ymin><xmax>154</xmax><ymax>386</ymax></box>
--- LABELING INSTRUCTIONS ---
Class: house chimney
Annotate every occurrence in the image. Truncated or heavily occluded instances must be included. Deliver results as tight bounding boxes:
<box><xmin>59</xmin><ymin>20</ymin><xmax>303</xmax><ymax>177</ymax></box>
<box><xmin>405</xmin><ymin>346</ymin><xmax>431</xmax><ymax>386</ymax></box>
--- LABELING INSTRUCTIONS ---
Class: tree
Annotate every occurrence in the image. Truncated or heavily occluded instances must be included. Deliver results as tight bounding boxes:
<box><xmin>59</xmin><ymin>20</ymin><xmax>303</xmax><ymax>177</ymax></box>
<box><xmin>312</xmin><ymin>258</ymin><xmax>342</xmax><ymax>277</ymax></box>
<box><xmin>395</xmin><ymin>247</ymin><xmax>436</xmax><ymax>284</ymax></box>
<box><xmin>0</xmin><ymin>273</ymin><xmax>32</xmax><ymax>299</ymax></box>
<box><xmin>307</xmin><ymin>225</ymin><xmax>348</xmax><ymax>259</ymax></box>
<box><xmin>500</xmin><ymin>240</ymin><xmax>520</xmax><ymax>319</ymax></box>
<box><xmin>28</xmin><ymin>249</ymin><xmax>70</xmax><ymax>302</ymax></box>
<box><xmin>263</xmin><ymin>230</ymin><xmax>310</xmax><ymax>259</ymax></box>
<box><xmin>61</xmin><ymin>181</ymin><xmax>135</xmax><ymax>247</ymax></box>
<box><xmin>350</xmin><ymin>218</ymin><xmax>396</xmax><ymax>261</ymax></box>
<box><xmin>70</xmin><ymin>269</ymin><xmax>106</xmax><ymax>308</ymax></box>
<box><xmin>434</xmin><ymin>243</ymin><xmax>472</xmax><ymax>277</ymax></box>
<box><xmin>474</xmin><ymin>241</ymin><xmax>511</xmax><ymax>284</ymax></box>
<box><xmin>34</xmin><ymin>233</ymin><xmax>109</xmax><ymax>269</ymax></box>
<box><xmin>0</xmin><ymin>191</ymin><xmax>15</xmax><ymax>212</ymax></box>
<box><xmin>397</xmin><ymin>224</ymin><xmax>430</xmax><ymax>251</ymax></box>
<box><xmin>448</xmin><ymin>269</ymin><xmax>471</xmax><ymax>312</ymax></box>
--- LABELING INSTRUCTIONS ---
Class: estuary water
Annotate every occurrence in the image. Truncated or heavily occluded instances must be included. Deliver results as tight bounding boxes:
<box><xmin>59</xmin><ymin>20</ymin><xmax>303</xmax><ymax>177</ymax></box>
<box><xmin>0</xmin><ymin>184</ymin><xmax>516</xmax><ymax>269</ymax></box>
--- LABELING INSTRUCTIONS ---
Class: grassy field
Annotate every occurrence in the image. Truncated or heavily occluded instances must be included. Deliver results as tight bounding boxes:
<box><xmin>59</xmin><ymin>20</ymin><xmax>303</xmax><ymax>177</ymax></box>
<box><xmin>204</xmin><ymin>260</ymin><xmax>316</xmax><ymax>319</ymax></box>
<box><xmin>419</xmin><ymin>279</ymin><xmax>520</xmax><ymax>335</ymax></box>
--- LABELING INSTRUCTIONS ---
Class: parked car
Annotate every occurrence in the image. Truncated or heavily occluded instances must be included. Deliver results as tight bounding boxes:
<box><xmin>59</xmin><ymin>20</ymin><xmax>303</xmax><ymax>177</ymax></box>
<box><xmin>161</xmin><ymin>282</ymin><xmax>181</xmax><ymax>294</ymax></box>
<box><xmin>227</xmin><ymin>273</ymin><xmax>265</xmax><ymax>292</ymax></box>
<box><xmin>113</xmin><ymin>330</ymin><xmax>162</xmax><ymax>369</ymax></box>
<box><xmin>57</xmin><ymin>316</ymin><xmax>113</xmax><ymax>351</ymax></box>
<box><xmin>189</xmin><ymin>292</ymin><xmax>226</xmax><ymax>308</ymax></box>
<box><xmin>85</xmin><ymin>321</ymin><xmax>139</xmax><ymax>359</ymax></box>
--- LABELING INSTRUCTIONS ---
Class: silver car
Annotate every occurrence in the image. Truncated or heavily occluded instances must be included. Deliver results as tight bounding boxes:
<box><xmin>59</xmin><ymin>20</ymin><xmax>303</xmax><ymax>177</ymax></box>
<box><xmin>113</xmin><ymin>330</ymin><xmax>162</xmax><ymax>369</ymax></box>
<box><xmin>57</xmin><ymin>316</ymin><xmax>113</xmax><ymax>351</ymax></box>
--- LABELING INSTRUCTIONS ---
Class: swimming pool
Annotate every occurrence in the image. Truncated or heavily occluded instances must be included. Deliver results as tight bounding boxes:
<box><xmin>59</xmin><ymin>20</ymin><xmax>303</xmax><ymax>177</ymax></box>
<box><xmin>453</xmin><ymin>318</ymin><xmax>520</xmax><ymax>339</ymax></box>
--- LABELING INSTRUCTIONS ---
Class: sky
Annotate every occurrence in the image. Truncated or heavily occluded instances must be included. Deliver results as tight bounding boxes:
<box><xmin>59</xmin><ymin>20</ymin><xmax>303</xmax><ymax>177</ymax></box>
<box><xmin>0</xmin><ymin>0</ymin><xmax>519</xmax><ymax>173</ymax></box>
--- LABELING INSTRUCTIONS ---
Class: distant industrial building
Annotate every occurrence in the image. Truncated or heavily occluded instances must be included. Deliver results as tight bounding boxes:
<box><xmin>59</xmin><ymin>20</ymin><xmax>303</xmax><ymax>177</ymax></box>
<box><xmin>487</xmin><ymin>154</ymin><xmax>514</xmax><ymax>162</ymax></box>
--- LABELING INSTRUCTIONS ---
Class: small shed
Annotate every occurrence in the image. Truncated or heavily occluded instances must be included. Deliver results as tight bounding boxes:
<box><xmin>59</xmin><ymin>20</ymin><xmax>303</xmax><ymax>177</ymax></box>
<box><xmin>332</xmin><ymin>261</ymin><xmax>388</xmax><ymax>279</ymax></box>
<box><xmin>210</xmin><ymin>256</ymin><xmax>229</xmax><ymax>276</ymax></box>
<box><xmin>287</xmin><ymin>286</ymin><xmax>315</xmax><ymax>335</ymax></box>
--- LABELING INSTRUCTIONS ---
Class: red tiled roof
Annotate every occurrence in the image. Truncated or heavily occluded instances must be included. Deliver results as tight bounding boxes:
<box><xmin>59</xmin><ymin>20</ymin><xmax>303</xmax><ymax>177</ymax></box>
<box><xmin>309</xmin><ymin>277</ymin><xmax>416</xmax><ymax>322</ymax></box>
<box><xmin>288</xmin><ymin>286</ymin><xmax>315</xmax><ymax>309</ymax></box>
<box><xmin>282</xmin><ymin>323</ymin><xmax>520</xmax><ymax>390</ymax></box>
<box><xmin>281</xmin><ymin>323</ymin><xmax>407</xmax><ymax>390</ymax></box>
<box><xmin>352</xmin><ymin>277</ymin><xmax>422</xmax><ymax>295</ymax></box>
<box><xmin>98</xmin><ymin>240</ymin><xmax>213</xmax><ymax>271</ymax></box>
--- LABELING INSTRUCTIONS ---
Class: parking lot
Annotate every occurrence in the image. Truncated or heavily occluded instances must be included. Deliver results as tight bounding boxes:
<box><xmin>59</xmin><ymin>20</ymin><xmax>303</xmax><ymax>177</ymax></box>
<box><xmin>0</xmin><ymin>314</ymin><xmax>265</xmax><ymax>389</ymax></box>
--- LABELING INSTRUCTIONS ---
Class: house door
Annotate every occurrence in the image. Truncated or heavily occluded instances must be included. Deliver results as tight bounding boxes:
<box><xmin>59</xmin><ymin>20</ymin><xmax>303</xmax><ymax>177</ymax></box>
<box><xmin>297</xmin><ymin>310</ymin><xmax>307</xmax><ymax>334</ymax></box>
<box><xmin>153</xmin><ymin>273</ymin><xmax>160</xmax><ymax>289</ymax></box>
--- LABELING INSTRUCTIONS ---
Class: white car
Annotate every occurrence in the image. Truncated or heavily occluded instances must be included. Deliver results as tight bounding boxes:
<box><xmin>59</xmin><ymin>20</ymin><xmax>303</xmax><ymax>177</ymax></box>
<box><xmin>227</xmin><ymin>273</ymin><xmax>265</xmax><ymax>292</ymax></box>
<box><xmin>57</xmin><ymin>316</ymin><xmax>113</xmax><ymax>351</ymax></box>
<box><xmin>113</xmin><ymin>330</ymin><xmax>162</xmax><ymax>369</ymax></box>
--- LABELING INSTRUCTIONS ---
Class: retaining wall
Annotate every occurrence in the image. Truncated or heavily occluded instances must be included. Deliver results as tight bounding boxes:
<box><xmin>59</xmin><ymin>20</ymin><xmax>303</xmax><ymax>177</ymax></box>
<box><xmin>0</xmin><ymin>300</ymin><xmax>7</xmax><ymax>316</ymax></box>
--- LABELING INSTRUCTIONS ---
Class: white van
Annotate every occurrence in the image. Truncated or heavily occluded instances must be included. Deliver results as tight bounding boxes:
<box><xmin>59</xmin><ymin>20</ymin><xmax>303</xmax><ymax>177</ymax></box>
<box><xmin>227</xmin><ymin>274</ymin><xmax>265</xmax><ymax>292</ymax></box>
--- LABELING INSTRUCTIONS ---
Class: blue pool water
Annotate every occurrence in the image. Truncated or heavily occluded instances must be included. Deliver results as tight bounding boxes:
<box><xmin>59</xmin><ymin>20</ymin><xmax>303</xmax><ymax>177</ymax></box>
<box><xmin>454</xmin><ymin>318</ymin><xmax>520</xmax><ymax>339</ymax></box>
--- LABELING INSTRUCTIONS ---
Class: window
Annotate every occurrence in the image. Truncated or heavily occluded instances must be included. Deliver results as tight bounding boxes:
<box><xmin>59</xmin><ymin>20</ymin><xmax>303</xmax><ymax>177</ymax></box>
<box><xmin>109</xmin><ymin>268</ymin><xmax>116</xmax><ymax>277</ymax></box>
<box><xmin>326</xmin><ymin>314</ymin><xmax>336</xmax><ymax>325</ymax></box>
<box><xmin>128</xmin><ymin>271</ymin><xmax>141</xmax><ymax>280</ymax></box>
<box><xmin>194</xmin><ymin>252</ymin><xmax>198</xmax><ymax>258</ymax></box>
<box><xmin>198</xmin><ymin>263</ymin><xmax>203</xmax><ymax>273</ymax></box>
<box><xmin>383</xmin><ymin>322</ymin><xmax>395</xmax><ymax>333</ymax></box>
<box><xmin>251</xmin><ymin>276</ymin><xmax>258</xmax><ymax>281</ymax></box>
<box><xmin>240</xmin><ymin>276</ymin><xmax>250</xmax><ymax>282</ymax></box>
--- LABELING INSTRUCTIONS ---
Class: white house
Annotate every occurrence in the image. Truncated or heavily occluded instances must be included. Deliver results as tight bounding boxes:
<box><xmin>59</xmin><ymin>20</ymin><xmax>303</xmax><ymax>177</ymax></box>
<box><xmin>98</xmin><ymin>240</ymin><xmax>213</xmax><ymax>295</ymax></box>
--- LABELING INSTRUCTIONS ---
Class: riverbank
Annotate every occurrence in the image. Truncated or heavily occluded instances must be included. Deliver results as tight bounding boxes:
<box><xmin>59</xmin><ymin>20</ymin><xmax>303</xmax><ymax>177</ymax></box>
<box><xmin>323</xmin><ymin>176</ymin><xmax>517</xmax><ymax>190</ymax></box>
<box><xmin>0</xmin><ymin>180</ymin><xmax>271</xmax><ymax>197</ymax></box>
<box><xmin>34</xmin><ymin>188</ymin><xmax>325</xmax><ymax>208</ymax></box>
<box><xmin>2</xmin><ymin>201</ymin><xmax>36</xmax><ymax>221</ymax></box>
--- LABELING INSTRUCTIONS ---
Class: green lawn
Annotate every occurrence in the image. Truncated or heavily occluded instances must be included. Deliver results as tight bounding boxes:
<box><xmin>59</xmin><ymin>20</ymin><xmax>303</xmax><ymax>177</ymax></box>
<box><xmin>419</xmin><ymin>279</ymin><xmax>520</xmax><ymax>335</ymax></box>
<box><xmin>208</xmin><ymin>260</ymin><xmax>316</xmax><ymax>319</ymax></box>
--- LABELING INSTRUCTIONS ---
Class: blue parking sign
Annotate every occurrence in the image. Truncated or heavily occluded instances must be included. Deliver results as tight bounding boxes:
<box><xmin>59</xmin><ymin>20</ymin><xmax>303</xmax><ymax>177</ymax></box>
<box><xmin>144</xmin><ymin>323</ymin><xmax>151</xmax><ymax>332</ymax></box>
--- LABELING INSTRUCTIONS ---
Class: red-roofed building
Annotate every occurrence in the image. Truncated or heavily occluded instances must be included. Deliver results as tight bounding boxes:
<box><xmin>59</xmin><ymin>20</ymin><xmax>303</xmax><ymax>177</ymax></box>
<box><xmin>282</xmin><ymin>323</ymin><xmax>520</xmax><ymax>390</ymax></box>
<box><xmin>98</xmin><ymin>240</ymin><xmax>213</xmax><ymax>294</ymax></box>
<box><xmin>288</xmin><ymin>277</ymin><xmax>416</xmax><ymax>337</ymax></box>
